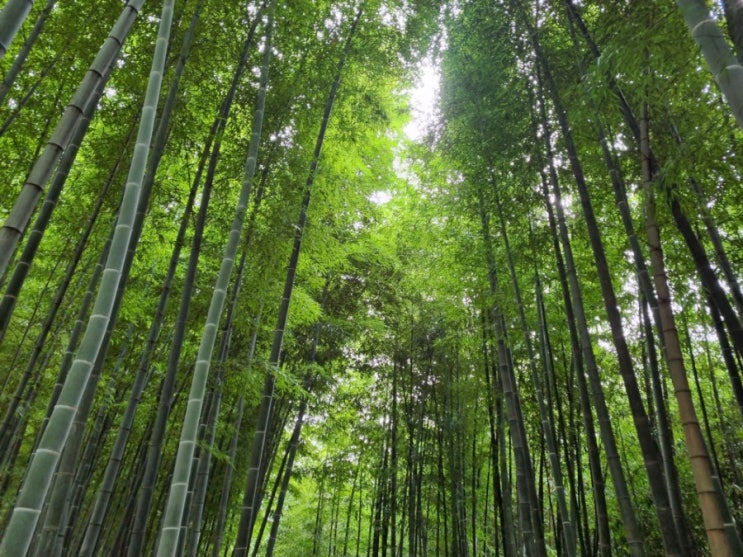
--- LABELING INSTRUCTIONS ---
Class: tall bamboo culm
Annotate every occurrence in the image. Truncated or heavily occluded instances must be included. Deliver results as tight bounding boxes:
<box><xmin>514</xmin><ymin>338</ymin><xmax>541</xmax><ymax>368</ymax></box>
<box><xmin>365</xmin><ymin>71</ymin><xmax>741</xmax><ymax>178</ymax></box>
<box><xmin>677</xmin><ymin>0</ymin><xmax>743</xmax><ymax>129</ymax></box>
<box><xmin>0</xmin><ymin>0</ymin><xmax>174</xmax><ymax>553</ymax></box>
<box><xmin>232</xmin><ymin>6</ymin><xmax>365</xmax><ymax>553</ymax></box>
<box><xmin>0</xmin><ymin>0</ymin><xmax>34</xmax><ymax>59</ymax></box>
<box><xmin>154</xmin><ymin>3</ymin><xmax>276</xmax><ymax>555</ymax></box>
<box><xmin>0</xmin><ymin>0</ymin><xmax>145</xmax><ymax>276</ymax></box>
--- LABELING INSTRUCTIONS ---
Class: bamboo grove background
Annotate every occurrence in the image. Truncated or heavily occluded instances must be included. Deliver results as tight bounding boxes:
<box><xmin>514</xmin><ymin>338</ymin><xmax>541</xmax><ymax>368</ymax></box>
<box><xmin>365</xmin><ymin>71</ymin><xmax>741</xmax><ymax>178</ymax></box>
<box><xmin>0</xmin><ymin>0</ymin><xmax>742</xmax><ymax>555</ymax></box>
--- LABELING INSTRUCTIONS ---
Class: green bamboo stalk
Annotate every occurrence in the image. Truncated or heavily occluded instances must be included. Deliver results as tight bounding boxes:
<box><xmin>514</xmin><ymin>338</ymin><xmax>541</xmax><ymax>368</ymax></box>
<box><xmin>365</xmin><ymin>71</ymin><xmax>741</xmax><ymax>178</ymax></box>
<box><xmin>154</xmin><ymin>3</ymin><xmax>275</xmax><ymax>554</ymax></box>
<box><xmin>124</xmin><ymin>124</ymin><xmax>216</xmax><ymax>557</ymax></box>
<box><xmin>0</xmin><ymin>1</ymin><xmax>172</xmax><ymax>553</ymax></box>
<box><xmin>78</xmin><ymin>167</ymin><xmax>198</xmax><ymax>556</ymax></box>
<box><xmin>2</xmin><ymin>222</ymin><xmax>113</xmax><ymax>547</ymax></box>
<box><xmin>0</xmin><ymin>74</ymin><xmax>126</xmax><ymax>345</ymax></box>
<box><xmin>477</xmin><ymin>191</ymin><xmax>544</xmax><ymax>557</ymax></box>
<box><xmin>0</xmin><ymin>0</ymin><xmax>144</xmax><ymax>276</ymax></box>
<box><xmin>530</xmin><ymin>71</ymin><xmax>629</xmax><ymax>556</ymax></box>
<box><xmin>78</xmin><ymin>132</ymin><xmax>201</xmax><ymax>557</ymax></box>
<box><xmin>0</xmin><ymin>0</ymin><xmax>56</xmax><ymax>105</ymax></box>
<box><xmin>233</xmin><ymin>7</ymin><xmax>364</xmax><ymax>553</ymax></box>
<box><xmin>32</xmin><ymin>219</ymin><xmax>116</xmax><ymax>458</ymax></box>
<box><xmin>210</xmin><ymin>397</ymin><xmax>244</xmax><ymax>557</ymax></box>
<box><xmin>74</xmin><ymin>3</ymin><xmax>205</xmax><ymax>546</ymax></box>
<box><xmin>490</xmin><ymin>178</ymin><xmax>576</xmax><ymax>556</ymax></box>
<box><xmin>0</xmin><ymin>0</ymin><xmax>33</xmax><ymax>59</ymax></box>
<box><xmin>35</xmin><ymin>321</ymin><xmax>133</xmax><ymax>557</ymax></box>
<box><xmin>185</xmin><ymin>214</ymin><xmax>259</xmax><ymax>557</ymax></box>
<box><xmin>677</xmin><ymin>0</ymin><xmax>743</xmax><ymax>129</ymax></box>
<box><xmin>127</xmin><ymin>11</ymin><xmax>264</xmax><ymax>555</ymax></box>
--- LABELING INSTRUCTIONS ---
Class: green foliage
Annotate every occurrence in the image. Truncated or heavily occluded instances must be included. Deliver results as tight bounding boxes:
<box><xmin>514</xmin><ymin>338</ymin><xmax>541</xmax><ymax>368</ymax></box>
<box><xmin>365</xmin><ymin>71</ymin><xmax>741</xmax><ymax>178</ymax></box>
<box><xmin>1</xmin><ymin>0</ymin><xmax>743</xmax><ymax>555</ymax></box>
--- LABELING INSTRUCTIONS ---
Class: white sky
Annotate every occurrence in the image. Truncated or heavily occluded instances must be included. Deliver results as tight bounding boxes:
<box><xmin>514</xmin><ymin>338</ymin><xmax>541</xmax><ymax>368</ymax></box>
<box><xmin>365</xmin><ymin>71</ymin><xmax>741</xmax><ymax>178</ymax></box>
<box><xmin>404</xmin><ymin>58</ymin><xmax>440</xmax><ymax>141</ymax></box>
<box><xmin>369</xmin><ymin>58</ymin><xmax>440</xmax><ymax>205</ymax></box>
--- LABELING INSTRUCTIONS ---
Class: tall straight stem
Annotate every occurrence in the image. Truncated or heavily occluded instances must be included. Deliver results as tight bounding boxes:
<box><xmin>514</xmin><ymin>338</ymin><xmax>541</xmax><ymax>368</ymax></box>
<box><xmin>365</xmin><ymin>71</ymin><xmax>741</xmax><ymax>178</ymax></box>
<box><xmin>0</xmin><ymin>1</ymin><xmax>172</xmax><ymax>553</ymax></box>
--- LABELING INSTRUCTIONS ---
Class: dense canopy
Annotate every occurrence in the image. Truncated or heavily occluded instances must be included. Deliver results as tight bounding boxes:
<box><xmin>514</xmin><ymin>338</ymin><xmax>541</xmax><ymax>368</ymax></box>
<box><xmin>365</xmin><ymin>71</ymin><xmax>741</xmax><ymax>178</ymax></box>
<box><xmin>0</xmin><ymin>1</ymin><xmax>742</xmax><ymax>556</ymax></box>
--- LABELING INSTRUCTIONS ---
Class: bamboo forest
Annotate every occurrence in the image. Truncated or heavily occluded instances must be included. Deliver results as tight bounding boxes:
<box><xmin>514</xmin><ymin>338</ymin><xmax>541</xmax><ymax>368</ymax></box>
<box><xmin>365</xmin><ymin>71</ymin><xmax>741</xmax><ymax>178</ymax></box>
<box><xmin>3</xmin><ymin>0</ymin><xmax>743</xmax><ymax>555</ymax></box>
